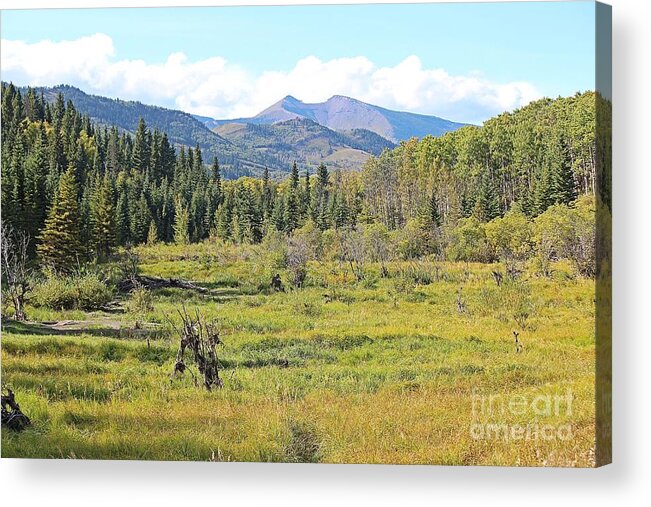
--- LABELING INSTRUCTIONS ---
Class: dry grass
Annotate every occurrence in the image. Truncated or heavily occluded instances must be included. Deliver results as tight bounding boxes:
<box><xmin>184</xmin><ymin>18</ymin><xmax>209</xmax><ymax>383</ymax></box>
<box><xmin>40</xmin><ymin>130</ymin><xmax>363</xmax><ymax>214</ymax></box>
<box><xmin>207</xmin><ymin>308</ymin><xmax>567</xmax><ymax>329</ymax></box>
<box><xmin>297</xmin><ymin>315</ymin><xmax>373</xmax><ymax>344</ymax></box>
<box><xmin>1</xmin><ymin>244</ymin><xmax>596</xmax><ymax>465</ymax></box>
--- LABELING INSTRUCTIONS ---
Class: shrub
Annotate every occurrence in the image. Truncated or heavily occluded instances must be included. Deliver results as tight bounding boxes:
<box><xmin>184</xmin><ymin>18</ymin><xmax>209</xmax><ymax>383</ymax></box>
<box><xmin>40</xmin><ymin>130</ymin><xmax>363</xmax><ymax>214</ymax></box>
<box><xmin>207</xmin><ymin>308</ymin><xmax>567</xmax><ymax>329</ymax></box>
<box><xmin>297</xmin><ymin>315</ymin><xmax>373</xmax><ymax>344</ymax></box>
<box><xmin>401</xmin><ymin>261</ymin><xmax>434</xmax><ymax>285</ymax></box>
<box><xmin>129</xmin><ymin>284</ymin><xmax>154</xmax><ymax>316</ymax></box>
<box><xmin>446</xmin><ymin>217</ymin><xmax>494</xmax><ymax>263</ymax></box>
<box><xmin>32</xmin><ymin>272</ymin><xmax>114</xmax><ymax>310</ymax></box>
<box><xmin>485</xmin><ymin>204</ymin><xmax>533</xmax><ymax>261</ymax></box>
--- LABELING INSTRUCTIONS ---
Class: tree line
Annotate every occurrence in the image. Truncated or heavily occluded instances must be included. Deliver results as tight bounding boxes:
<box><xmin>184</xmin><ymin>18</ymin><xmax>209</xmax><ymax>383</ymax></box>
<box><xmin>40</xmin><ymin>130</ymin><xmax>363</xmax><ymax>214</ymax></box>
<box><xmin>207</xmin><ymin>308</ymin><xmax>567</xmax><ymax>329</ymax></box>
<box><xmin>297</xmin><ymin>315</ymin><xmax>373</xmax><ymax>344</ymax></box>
<box><xmin>1</xmin><ymin>83</ymin><xmax>599</xmax><ymax>275</ymax></box>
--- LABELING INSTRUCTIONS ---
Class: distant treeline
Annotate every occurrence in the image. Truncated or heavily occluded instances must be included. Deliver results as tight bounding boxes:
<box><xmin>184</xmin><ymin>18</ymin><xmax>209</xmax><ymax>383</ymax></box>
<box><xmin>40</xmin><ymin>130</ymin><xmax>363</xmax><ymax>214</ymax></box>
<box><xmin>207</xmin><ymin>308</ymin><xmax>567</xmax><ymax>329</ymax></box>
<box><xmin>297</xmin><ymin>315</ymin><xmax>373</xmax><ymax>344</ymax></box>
<box><xmin>1</xmin><ymin>83</ymin><xmax>603</xmax><ymax>274</ymax></box>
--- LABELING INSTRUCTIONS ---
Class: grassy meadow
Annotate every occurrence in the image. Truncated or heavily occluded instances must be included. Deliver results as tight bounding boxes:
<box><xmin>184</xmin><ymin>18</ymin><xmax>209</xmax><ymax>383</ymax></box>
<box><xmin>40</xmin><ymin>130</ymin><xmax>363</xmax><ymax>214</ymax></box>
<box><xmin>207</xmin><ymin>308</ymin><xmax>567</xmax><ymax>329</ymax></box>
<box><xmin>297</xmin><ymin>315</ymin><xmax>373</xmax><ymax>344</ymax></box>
<box><xmin>1</xmin><ymin>242</ymin><xmax>596</xmax><ymax>466</ymax></box>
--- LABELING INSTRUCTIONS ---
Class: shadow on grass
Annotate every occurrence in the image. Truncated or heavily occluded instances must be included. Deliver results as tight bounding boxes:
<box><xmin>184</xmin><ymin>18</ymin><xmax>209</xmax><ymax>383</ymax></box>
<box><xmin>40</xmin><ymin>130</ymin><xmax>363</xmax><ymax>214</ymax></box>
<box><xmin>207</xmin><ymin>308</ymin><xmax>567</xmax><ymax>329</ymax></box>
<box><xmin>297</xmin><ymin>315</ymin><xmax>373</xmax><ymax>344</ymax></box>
<box><xmin>1</xmin><ymin>318</ymin><xmax>164</xmax><ymax>341</ymax></box>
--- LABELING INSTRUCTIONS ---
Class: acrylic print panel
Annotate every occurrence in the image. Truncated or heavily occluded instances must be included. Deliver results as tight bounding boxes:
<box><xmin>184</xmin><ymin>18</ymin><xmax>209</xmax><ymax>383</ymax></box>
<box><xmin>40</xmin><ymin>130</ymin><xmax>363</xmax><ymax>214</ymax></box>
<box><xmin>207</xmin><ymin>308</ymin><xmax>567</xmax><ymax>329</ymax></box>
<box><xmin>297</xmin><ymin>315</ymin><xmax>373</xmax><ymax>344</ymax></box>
<box><xmin>0</xmin><ymin>1</ymin><xmax>611</xmax><ymax>467</ymax></box>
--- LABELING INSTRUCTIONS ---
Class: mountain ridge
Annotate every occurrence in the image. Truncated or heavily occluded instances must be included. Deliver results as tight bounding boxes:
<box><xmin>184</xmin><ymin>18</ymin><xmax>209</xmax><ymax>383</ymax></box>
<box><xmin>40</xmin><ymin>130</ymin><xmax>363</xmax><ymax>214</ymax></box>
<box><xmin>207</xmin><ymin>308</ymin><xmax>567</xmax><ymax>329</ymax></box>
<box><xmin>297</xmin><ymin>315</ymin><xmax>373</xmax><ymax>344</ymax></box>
<box><xmin>11</xmin><ymin>83</ymin><xmax>464</xmax><ymax>177</ymax></box>
<box><xmin>200</xmin><ymin>94</ymin><xmax>467</xmax><ymax>142</ymax></box>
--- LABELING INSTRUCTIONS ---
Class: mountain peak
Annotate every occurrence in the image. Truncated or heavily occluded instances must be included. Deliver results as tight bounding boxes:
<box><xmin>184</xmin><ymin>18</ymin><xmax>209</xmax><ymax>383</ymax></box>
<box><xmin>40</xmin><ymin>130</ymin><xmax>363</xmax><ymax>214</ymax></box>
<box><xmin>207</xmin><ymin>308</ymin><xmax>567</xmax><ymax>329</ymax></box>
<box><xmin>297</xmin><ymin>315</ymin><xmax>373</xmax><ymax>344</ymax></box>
<box><xmin>210</xmin><ymin>93</ymin><xmax>466</xmax><ymax>143</ymax></box>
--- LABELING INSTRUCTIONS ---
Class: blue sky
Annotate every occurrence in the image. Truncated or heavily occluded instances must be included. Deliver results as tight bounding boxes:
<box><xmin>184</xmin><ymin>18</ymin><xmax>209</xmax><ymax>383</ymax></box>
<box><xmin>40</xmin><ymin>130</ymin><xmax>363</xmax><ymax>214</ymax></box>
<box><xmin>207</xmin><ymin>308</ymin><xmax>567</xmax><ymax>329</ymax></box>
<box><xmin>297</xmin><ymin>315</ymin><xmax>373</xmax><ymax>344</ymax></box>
<box><xmin>1</xmin><ymin>2</ymin><xmax>596</xmax><ymax>123</ymax></box>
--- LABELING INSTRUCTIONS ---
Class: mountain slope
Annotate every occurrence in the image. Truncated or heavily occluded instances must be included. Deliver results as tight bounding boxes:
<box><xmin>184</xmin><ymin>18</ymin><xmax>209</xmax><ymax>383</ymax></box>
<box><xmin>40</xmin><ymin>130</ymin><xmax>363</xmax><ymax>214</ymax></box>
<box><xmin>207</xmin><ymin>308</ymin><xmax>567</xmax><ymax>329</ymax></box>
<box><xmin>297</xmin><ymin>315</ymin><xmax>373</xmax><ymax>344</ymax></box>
<box><xmin>205</xmin><ymin>95</ymin><xmax>467</xmax><ymax>142</ymax></box>
<box><xmin>213</xmin><ymin>118</ymin><xmax>395</xmax><ymax>171</ymax></box>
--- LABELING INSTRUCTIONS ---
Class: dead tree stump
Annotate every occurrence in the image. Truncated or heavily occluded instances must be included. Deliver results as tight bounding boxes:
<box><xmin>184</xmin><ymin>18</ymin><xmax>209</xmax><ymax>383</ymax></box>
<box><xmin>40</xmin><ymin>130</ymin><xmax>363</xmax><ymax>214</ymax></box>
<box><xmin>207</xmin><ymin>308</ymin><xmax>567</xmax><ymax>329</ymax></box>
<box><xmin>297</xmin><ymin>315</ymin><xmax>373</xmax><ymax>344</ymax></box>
<box><xmin>171</xmin><ymin>307</ymin><xmax>224</xmax><ymax>390</ymax></box>
<box><xmin>1</xmin><ymin>389</ymin><xmax>31</xmax><ymax>431</ymax></box>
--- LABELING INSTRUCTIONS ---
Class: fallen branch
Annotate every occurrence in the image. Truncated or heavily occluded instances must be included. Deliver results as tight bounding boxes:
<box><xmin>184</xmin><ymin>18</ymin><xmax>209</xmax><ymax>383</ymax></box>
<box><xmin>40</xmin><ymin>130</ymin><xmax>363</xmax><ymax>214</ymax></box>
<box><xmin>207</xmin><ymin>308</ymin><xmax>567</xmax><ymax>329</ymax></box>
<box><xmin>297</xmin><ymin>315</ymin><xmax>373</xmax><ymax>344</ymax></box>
<box><xmin>118</xmin><ymin>275</ymin><xmax>210</xmax><ymax>294</ymax></box>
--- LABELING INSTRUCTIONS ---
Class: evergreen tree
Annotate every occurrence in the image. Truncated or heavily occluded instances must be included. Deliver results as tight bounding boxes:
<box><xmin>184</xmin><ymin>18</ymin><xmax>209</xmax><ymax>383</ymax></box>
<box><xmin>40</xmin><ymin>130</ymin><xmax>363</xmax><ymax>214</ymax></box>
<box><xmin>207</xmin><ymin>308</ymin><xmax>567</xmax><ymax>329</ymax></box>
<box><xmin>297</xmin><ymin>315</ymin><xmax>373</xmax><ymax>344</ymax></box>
<box><xmin>146</xmin><ymin>220</ymin><xmax>159</xmax><ymax>245</ymax></box>
<box><xmin>37</xmin><ymin>168</ymin><xmax>84</xmax><ymax>272</ymax></box>
<box><xmin>173</xmin><ymin>198</ymin><xmax>190</xmax><ymax>245</ymax></box>
<box><xmin>474</xmin><ymin>177</ymin><xmax>500</xmax><ymax>222</ymax></box>
<box><xmin>427</xmin><ymin>190</ymin><xmax>441</xmax><ymax>227</ymax></box>
<box><xmin>312</xmin><ymin>163</ymin><xmax>330</xmax><ymax>230</ymax></box>
<box><xmin>261</xmin><ymin>166</ymin><xmax>272</xmax><ymax>220</ymax></box>
<box><xmin>132</xmin><ymin>118</ymin><xmax>150</xmax><ymax>173</ymax></box>
<box><xmin>115</xmin><ymin>188</ymin><xmax>131</xmax><ymax>245</ymax></box>
<box><xmin>215</xmin><ymin>190</ymin><xmax>234</xmax><ymax>241</ymax></box>
<box><xmin>550</xmin><ymin>136</ymin><xmax>577</xmax><ymax>205</ymax></box>
<box><xmin>91</xmin><ymin>173</ymin><xmax>116</xmax><ymax>259</ymax></box>
<box><xmin>302</xmin><ymin>169</ymin><xmax>311</xmax><ymax>220</ymax></box>
<box><xmin>272</xmin><ymin>196</ymin><xmax>286</xmax><ymax>232</ymax></box>
<box><xmin>534</xmin><ymin>165</ymin><xmax>554</xmax><ymax>215</ymax></box>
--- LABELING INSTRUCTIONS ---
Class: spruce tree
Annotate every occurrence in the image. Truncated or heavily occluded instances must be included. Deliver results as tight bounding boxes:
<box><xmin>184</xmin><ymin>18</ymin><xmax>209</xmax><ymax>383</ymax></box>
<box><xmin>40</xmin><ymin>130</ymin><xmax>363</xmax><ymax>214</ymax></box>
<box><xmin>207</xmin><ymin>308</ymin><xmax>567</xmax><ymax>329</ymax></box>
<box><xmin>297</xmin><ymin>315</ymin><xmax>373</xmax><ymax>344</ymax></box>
<box><xmin>146</xmin><ymin>220</ymin><xmax>159</xmax><ymax>245</ymax></box>
<box><xmin>132</xmin><ymin>118</ymin><xmax>150</xmax><ymax>173</ymax></box>
<box><xmin>38</xmin><ymin>167</ymin><xmax>84</xmax><ymax>273</ymax></box>
<box><xmin>474</xmin><ymin>177</ymin><xmax>501</xmax><ymax>222</ymax></box>
<box><xmin>534</xmin><ymin>165</ymin><xmax>554</xmax><ymax>215</ymax></box>
<box><xmin>91</xmin><ymin>173</ymin><xmax>116</xmax><ymax>259</ymax></box>
<box><xmin>550</xmin><ymin>137</ymin><xmax>577</xmax><ymax>205</ymax></box>
<box><xmin>302</xmin><ymin>169</ymin><xmax>311</xmax><ymax>220</ymax></box>
<box><xmin>428</xmin><ymin>190</ymin><xmax>441</xmax><ymax>227</ymax></box>
<box><xmin>261</xmin><ymin>167</ymin><xmax>272</xmax><ymax>220</ymax></box>
<box><xmin>173</xmin><ymin>198</ymin><xmax>190</xmax><ymax>245</ymax></box>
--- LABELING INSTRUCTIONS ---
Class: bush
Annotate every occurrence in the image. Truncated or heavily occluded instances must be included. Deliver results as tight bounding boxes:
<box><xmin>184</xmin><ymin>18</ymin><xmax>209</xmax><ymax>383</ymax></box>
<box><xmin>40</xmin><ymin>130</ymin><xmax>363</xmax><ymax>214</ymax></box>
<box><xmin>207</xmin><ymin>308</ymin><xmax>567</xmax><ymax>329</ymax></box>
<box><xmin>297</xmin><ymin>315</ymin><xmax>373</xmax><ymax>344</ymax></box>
<box><xmin>32</xmin><ymin>272</ymin><xmax>114</xmax><ymax>310</ymax></box>
<box><xmin>446</xmin><ymin>217</ymin><xmax>494</xmax><ymax>263</ymax></box>
<box><xmin>401</xmin><ymin>261</ymin><xmax>434</xmax><ymax>285</ymax></box>
<box><xmin>129</xmin><ymin>284</ymin><xmax>154</xmax><ymax>316</ymax></box>
<box><xmin>485</xmin><ymin>204</ymin><xmax>533</xmax><ymax>261</ymax></box>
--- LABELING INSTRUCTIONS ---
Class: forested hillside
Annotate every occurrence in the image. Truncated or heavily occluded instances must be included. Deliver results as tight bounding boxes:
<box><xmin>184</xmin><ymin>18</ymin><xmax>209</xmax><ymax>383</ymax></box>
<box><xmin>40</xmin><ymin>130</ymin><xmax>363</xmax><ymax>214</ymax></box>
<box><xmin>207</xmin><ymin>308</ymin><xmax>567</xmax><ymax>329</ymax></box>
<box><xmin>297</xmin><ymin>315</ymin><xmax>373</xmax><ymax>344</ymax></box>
<box><xmin>11</xmin><ymin>84</ymin><xmax>393</xmax><ymax>177</ymax></box>
<box><xmin>1</xmin><ymin>83</ymin><xmax>603</xmax><ymax>276</ymax></box>
<box><xmin>213</xmin><ymin>118</ymin><xmax>395</xmax><ymax>171</ymax></box>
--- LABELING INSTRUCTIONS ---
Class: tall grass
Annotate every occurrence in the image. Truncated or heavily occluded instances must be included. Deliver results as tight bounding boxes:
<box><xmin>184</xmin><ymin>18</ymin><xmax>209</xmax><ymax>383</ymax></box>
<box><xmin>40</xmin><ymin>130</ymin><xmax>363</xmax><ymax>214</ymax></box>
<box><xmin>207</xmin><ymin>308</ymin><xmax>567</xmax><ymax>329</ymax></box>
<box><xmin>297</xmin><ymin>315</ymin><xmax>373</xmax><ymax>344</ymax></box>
<box><xmin>2</xmin><ymin>243</ymin><xmax>597</xmax><ymax>466</ymax></box>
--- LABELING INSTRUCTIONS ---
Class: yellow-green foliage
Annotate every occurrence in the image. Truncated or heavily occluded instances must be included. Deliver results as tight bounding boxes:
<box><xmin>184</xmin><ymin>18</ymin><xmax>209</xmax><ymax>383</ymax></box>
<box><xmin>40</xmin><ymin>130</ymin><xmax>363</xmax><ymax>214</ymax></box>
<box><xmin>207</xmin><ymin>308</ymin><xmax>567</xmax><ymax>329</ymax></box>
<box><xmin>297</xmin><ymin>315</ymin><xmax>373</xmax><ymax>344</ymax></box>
<box><xmin>31</xmin><ymin>272</ymin><xmax>114</xmax><ymax>311</ymax></box>
<box><xmin>2</xmin><ymin>243</ymin><xmax>596</xmax><ymax>466</ymax></box>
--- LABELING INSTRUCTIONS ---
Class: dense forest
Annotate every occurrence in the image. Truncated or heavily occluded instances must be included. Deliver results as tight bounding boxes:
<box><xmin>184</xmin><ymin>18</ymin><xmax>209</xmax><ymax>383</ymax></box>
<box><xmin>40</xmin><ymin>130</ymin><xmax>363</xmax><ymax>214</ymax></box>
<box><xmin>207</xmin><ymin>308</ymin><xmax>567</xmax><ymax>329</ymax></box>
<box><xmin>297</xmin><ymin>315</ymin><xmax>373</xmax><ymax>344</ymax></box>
<box><xmin>1</xmin><ymin>82</ymin><xmax>602</xmax><ymax>276</ymax></box>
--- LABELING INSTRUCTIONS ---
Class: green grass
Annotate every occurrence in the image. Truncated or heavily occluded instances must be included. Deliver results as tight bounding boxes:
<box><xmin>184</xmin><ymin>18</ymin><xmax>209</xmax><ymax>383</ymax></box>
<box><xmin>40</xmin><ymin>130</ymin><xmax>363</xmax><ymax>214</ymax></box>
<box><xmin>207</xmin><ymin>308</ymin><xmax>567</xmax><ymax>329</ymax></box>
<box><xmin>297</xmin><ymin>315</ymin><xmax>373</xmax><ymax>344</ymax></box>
<box><xmin>1</xmin><ymin>244</ymin><xmax>596</xmax><ymax>465</ymax></box>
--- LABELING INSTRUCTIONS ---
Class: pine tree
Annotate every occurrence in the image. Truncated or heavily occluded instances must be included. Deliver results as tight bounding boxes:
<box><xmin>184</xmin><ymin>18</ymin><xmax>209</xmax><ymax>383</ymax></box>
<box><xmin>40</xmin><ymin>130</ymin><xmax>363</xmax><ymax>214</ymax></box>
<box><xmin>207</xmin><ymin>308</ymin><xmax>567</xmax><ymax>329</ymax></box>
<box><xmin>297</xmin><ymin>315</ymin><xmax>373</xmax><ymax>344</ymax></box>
<box><xmin>216</xmin><ymin>190</ymin><xmax>234</xmax><ymax>241</ymax></box>
<box><xmin>146</xmin><ymin>220</ymin><xmax>159</xmax><ymax>245</ymax></box>
<box><xmin>38</xmin><ymin>168</ymin><xmax>84</xmax><ymax>273</ymax></box>
<box><xmin>132</xmin><ymin>118</ymin><xmax>150</xmax><ymax>173</ymax></box>
<box><xmin>173</xmin><ymin>198</ymin><xmax>190</xmax><ymax>245</ymax></box>
<box><xmin>284</xmin><ymin>191</ymin><xmax>299</xmax><ymax>233</ymax></box>
<box><xmin>312</xmin><ymin>163</ymin><xmax>330</xmax><ymax>230</ymax></box>
<box><xmin>427</xmin><ymin>190</ymin><xmax>441</xmax><ymax>227</ymax></box>
<box><xmin>290</xmin><ymin>161</ymin><xmax>300</xmax><ymax>190</ymax></box>
<box><xmin>302</xmin><ymin>169</ymin><xmax>311</xmax><ymax>220</ymax></box>
<box><xmin>474</xmin><ymin>177</ymin><xmax>501</xmax><ymax>222</ymax></box>
<box><xmin>550</xmin><ymin>136</ymin><xmax>577</xmax><ymax>205</ymax></box>
<box><xmin>23</xmin><ymin>124</ymin><xmax>49</xmax><ymax>244</ymax></box>
<box><xmin>211</xmin><ymin>157</ymin><xmax>222</xmax><ymax>205</ymax></box>
<box><xmin>534</xmin><ymin>165</ymin><xmax>554</xmax><ymax>215</ymax></box>
<box><xmin>130</xmin><ymin>191</ymin><xmax>151</xmax><ymax>244</ymax></box>
<box><xmin>115</xmin><ymin>188</ymin><xmax>131</xmax><ymax>245</ymax></box>
<box><xmin>283</xmin><ymin>162</ymin><xmax>301</xmax><ymax>233</ymax></box>
<box><xmin>261</xmin><ymin>167</ymin><xmax>272</xmax><ymax>220</ymax></box>
<box><xmin>272</xmin><ymin>197</ymin><xmax>286</xmax><ymax>232</ymax></box>
<box><xmin>91</xmin><ymin>173</ymin><xmax>116</xmax><ymax>259</ymax></box>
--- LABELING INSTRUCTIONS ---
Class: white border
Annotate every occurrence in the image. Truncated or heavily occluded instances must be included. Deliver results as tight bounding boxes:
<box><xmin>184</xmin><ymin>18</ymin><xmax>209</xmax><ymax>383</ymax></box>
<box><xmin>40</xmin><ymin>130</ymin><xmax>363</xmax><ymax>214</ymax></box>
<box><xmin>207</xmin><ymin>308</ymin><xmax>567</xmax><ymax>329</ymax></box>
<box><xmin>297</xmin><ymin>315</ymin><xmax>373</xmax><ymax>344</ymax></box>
<box><xmin>2</xmin><ymin>1</ymin><xmax>649</xmax><ymax>505</ymax></box>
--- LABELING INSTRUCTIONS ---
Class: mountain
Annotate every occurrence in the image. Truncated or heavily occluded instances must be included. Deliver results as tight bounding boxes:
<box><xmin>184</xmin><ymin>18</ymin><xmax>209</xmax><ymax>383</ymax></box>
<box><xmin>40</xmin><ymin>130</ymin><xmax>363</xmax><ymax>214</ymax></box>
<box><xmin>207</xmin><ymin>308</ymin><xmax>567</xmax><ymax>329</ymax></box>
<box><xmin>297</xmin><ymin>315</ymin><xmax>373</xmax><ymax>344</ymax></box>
<box><xmin>203</xmin><ymin>95</ymin><xmax>467</xmax><ymax>142</ymax></box>
<box><xmin>213</xmin><ymin>118</ymin><xmax>395</xmax><ymax>172</ymax></box>
<box><xmin>16</xmin><ymin>84</ymin><xmax>459</xmax><ymax>177</ymax></box>
<box><xmin>27</xmin><ymin>85</ymin><xmax>266</xmax><ymax>178</ymax></box>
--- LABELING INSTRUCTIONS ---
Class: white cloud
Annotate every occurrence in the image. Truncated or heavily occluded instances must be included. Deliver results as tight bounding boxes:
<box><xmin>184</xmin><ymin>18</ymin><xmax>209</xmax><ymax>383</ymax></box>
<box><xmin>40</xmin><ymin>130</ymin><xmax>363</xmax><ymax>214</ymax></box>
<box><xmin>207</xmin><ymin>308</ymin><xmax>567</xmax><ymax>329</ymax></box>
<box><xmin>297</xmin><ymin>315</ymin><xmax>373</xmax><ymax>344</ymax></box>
<box><xmin>1</xmin><ymin>33</ymin><xmax>540</xmax><ymax>124</ymax></box>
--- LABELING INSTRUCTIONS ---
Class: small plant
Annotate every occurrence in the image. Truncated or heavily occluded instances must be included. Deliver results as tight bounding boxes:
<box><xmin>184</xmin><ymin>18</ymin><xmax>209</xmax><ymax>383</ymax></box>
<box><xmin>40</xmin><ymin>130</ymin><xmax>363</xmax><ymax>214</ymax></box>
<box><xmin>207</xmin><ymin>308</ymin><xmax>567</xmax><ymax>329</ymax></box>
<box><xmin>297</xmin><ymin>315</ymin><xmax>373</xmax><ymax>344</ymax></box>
<box><xmin>129</xmin><ymin>283</ymin><xmax>154</xmax><ymax>328</ymax></box>
<box><xmin>513</xmin><ymin>330</ymin><xmax>524</xmax><ymax>353</ymax></box>
<box><xmin>285</xmin><ymin>420</ymin><xmax>321</xmax><ymax>463</ymax></box>
<box><xmin>402</xmin><ymin>261</ymin><xmax>434</xmax><ymax>285</ymax></box>
<box><xmin>456</xmin><ymin>287</ymin><xmax>466</xmax><ymax>313</ymax></box>
<box><xmin>388</xmin><ymin>276</ymin><xmax>415</xmax><ymax>307</ymax></box>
